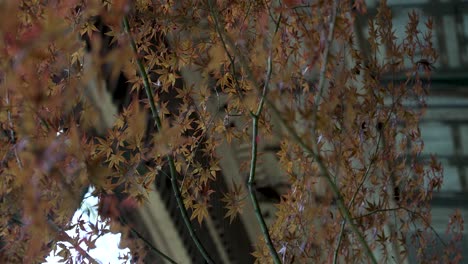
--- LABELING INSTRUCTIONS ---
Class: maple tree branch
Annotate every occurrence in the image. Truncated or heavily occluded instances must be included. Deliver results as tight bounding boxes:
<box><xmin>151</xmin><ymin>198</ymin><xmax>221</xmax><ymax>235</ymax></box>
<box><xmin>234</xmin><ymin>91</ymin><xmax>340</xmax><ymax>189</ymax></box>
<box><xmin>47</xmin><ymin>219</ymin><xmax>100</xmax><ymax>264</ymax></box>
<box><xmin>246</xmin><ymin>14</ymin><xmax>282</xmax><ymax>264</ymax></box>
<box><xmin>353</xmin><ymin>206</ymin><xmax>447</xmax><ymax>248</ymax></box>
<box><xmin>207</xmin><ymin>0</ymin><xmax>243</xmax><ymax>97</ymax></box>
<box><xmin>247</xmin><ymin>117</ymin><xmax>281</xmax><ymax>263</ymax></box>
<box><xmin>122</xmin><ymin>18</ymin><xmax>161</xmax><ymax>130</ymax></box>
<box><xmin>207</xmin><ymin>0</ymin><xmax>258</xmax><ymax>92</ymax></box>
<box><xmin>334</xmin><ymin>86</ymin><xmax>412</xmax><ymax>262</ymax></box>
<box><xmin>208</xmin><ymin>0</ymin><xmax>283</xmax><ymax>262</ymax></box>
<box><xmin>123</xmin><ymin>17</ymin><xmax>214</xmax><ymax>264</ymax></box>
<box><xmin>4</xmin><ymin>88</ymin><xmax>23</xmax><ymax>168</ymax></box>
<box><xmin>312</xmin><ymin>0</ymin><xmax>339</xmax><ymax>127</ymax></box>
<box><xmin>403</xmin><ymin>208</ymin><xmax>447</xmax><ymax>248</ymax></box>
<box><xmin>333</xmin><ymin>219</ymin><xmax>346</xmax><ymax>264</ymax></box>
<box><xmin>353</xmin><ymin>207</ymin><xmax>403</xmax><ymax>220</ymax></box>
<box><xmin>333</xmin><ymin>130</ymin><xmax>383</xmax><ymax>263</ymax></box>
<box><xmin>266</xmin><ymin>100</ymin><xmax>378</xmax><ymax>264</ymax></box>
<box><xmin>349</xmin><ymin>134</ymin><xmax>382</xmax><ymax>209</ymax></box>
<box><xmin>333</xmin><ymin>62</ymin><xmax>415</xmax><ymax>261</ymax></box>
<box><xmin>246</xmin><ymin>57</ymin><xmax>281</xmax><ymax>264</ymax></box>
<box><xmin>128</xmin><ymin>227</ymin><xmax>178</xmax><ymax>264</ymax></box>
<box><xmin>303</xmin><ymin>1</ymin><xmax>376</xmax><ymax>262</ymax></box>
<box><xmin>207</xmin><ymin>0</ymin><xmax>376</xmax><ymax>262</ymax></box>
<box><xmin>119</xmin><ymin>216</ymin><xmax>178</xmax><ymax>264</ymax></box>
<box><xmin>246</xmin><ymin>59</ymin><xmax>282</xmax><ymax>264</ymax></box>
<box><xmin>4</xmin><ymin>214</ymin><xmax>101</xmax><ymax>264</ymax></box>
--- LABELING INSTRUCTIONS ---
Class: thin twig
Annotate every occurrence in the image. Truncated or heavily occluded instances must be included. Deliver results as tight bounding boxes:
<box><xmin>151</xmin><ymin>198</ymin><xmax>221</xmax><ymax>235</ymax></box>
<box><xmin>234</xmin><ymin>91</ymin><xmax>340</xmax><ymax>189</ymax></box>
<box><xmin>207</xmin><ymin>0</ymin><xmax>257</xmax><ymax>93</ymax></box>
<box><xmin>128</xmin><ymin>227</ymin><xmax>178</xmax><ymax>264</ymax></box>
<box><xmin>305</xmin><ymin>2</ymin><xmax>377</xmax><ymax>262</ymax></box>
<box><xmin>333</xmin><ymin>219</ymin><xmax>347</xmax><ymax>264</ymax></box>
<box><xmin>246</xmin><ymin>12</ymin><xmax>283</xmax><ymax>264</ymax></box>
<box><xmin>333</xmin><ymin>131</ymin><xmax>382</xmax><ymax>264</ymax></box>
<box><xmin>207</xmin><ymin>0</ymin><xmax>243</xmax><ymax>97</ymax></box>
<box><xmin>349</xmin><ymin>134</ymin><xmax>382</xmax><ymax>209</ymax></box>
<box><xmin>247</xmin><ymin>67</ymin><xmax>281</xmax><ymax>263</ymax></box>
<box><xmin>119</xmin><ymin>216</ymin><xmax>178</xmax><ymax>264</ymax></box>
<box><xmin>353</xmin><ymin>207</ymin><xmax>403</xmax><ymax>220</ymax></box>
<box><xmin>333</xmin><ymin>50</ymin><xmax>419</xmax><ymax>263</ymax></box>
<box><xmin>312</xmin><ymin>0</ymin><xmax>339</xmax><ymax>127</ymax></box>
<box><xmin>266</xmin><ymin>99</ymin><xmax>378</xmax><ymax>264</ymax></box>
<box><xmin>402</xmin><ymin>208</ymin><xmax>447</xmax><ymax>248</ymax></box>
<box><xmin>353</xmin><ymin>206</ymin><xmax>447</xmax><ymax>248</ymax></box>
<box><xmin>47</xmin><ymin>219</ymin><xmax>100</xmax><ymax>264</ymax></box>
<box><xmin>123</xmin><ymin>17</ymin><xmax>214</xmax><ymax>264</ymax></box>
<box><xmin>5</xmin><ymin>88</ymin><xmax>23</xmax><ymax>168</ymax></box>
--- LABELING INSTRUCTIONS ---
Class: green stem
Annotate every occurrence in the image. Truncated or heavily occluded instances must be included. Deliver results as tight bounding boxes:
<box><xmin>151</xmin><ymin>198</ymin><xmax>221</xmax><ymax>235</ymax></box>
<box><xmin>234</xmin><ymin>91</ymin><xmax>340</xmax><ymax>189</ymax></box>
<box><xmin>333</xmin><ymin>220</ymin><xmax>346</xmax><ymax>264</ymax></box>
<box><xmin>247</xmin><ymin>52</ymin><xmax>281</xmax><ymax>264</ymax></box>
<box><xmin>247</xmin><ymin>115</ymin><xmax>282</xmax><ymax>264</ymax></box>
<box><xmin>207</xmin><ymin>0</ymin><xmax>283</xmax><ymax>262</ymax></box>
<box><xmin>123</xmin><ymin>17</ymin><xmax>214</xmax><ymax>264</ymax></box>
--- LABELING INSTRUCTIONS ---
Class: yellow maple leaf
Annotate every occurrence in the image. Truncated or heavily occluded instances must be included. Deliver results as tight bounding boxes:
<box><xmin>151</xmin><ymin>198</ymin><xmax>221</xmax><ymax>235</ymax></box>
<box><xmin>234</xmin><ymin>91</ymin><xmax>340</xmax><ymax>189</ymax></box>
<box><xmin>191</xmin><ymin>202</ymin><xmax>210</xmax><ymax>225</ymax></box>
<box><xmin>221</xmin><ymin>181</ymin><xmax>246</xmax><ymax>223</ymax></box>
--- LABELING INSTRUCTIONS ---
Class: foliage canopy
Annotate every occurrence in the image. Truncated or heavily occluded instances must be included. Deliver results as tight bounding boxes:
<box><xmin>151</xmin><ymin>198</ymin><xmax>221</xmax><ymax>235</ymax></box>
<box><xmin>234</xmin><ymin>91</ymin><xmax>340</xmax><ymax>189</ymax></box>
<box><xmin>0</xmin><ymin>0</ymin><xmax>463</xmax><ymax>263</ymax></box>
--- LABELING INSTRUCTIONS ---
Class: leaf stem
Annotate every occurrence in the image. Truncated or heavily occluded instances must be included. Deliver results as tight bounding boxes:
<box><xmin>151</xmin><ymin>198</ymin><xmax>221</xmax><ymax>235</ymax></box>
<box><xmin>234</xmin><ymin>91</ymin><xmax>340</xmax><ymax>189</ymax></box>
<box><xmin>123</xmin><ymin>17</ymin><xmax>214</xmax><ymax>264</ymax></box>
